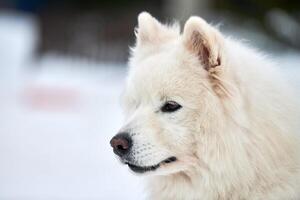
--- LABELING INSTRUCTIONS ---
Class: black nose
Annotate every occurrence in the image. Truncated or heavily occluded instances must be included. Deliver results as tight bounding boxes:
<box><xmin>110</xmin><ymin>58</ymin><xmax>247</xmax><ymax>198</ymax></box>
<box><xmin>110</xmin><ymin>133</ymin><xmax>132</xmax><ymax>157</ymax></box>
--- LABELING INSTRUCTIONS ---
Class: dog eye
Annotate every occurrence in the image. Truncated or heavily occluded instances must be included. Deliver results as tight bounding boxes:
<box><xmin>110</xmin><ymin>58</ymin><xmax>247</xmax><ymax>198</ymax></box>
<box><xmin>161</xmin><ymin>101</ymin><xmax>182</xmax><ymax>113</ymax></box>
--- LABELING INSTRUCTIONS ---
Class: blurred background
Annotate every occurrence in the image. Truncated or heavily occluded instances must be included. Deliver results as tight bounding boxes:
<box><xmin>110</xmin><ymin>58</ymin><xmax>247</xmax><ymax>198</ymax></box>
<box><xmin>0</xmin><ymin>0</ymin><xmax>299</xmax><ymax>199</ymax></box>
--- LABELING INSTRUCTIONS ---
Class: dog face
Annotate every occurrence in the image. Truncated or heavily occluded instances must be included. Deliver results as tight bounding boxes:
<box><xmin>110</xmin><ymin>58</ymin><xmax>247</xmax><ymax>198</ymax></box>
<box><xmin>110</xmin><ymin>12</ymin><xmax>228</xmax><ymax>175</ymax></box>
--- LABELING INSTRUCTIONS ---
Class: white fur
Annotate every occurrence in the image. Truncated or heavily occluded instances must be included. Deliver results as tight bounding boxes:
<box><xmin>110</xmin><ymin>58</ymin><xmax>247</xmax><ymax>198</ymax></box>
<box><xmin>117</xmin><ymin>12</ymin><xmax>300</xmax><ymax>199</ymax></box>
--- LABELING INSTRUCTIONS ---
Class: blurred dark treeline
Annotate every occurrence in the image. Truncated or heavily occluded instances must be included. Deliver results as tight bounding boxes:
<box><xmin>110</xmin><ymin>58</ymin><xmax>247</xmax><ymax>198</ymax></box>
<box><xmin>1</xmin><ymin>0</ymin><xmax>299</xmax><ymax>62</ymax></box>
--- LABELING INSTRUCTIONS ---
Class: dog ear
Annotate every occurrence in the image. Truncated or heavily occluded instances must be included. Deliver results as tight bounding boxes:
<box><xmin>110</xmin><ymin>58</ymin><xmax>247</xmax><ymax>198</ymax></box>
<box><xmin>135</xmin><ymin>12</ymin><xmax>179</xmax><ymax>46</ymax></box>
<box><xmin>183</xmin><ymin>16</ymin><xmax>224</xmax><ymax>71</ymax></box>
<box><xmin>183</xmin><ymin>17</ymin><xmax>235</xmax><ymax>98</ymax></box>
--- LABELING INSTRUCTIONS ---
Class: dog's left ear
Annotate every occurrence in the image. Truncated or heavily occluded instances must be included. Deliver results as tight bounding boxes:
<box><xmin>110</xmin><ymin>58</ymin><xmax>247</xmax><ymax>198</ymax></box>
<box><xmin>183</xmin><ymin>16</ymin><xmax>224</xmax><ymax>71</ymax></box>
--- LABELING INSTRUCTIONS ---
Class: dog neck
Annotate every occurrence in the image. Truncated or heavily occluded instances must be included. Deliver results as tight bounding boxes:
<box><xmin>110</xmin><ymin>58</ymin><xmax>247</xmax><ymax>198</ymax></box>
<box><xmin>146</xmin><ymin>168</ymin><xmax>219</xmax><ymax>199</ymax></box>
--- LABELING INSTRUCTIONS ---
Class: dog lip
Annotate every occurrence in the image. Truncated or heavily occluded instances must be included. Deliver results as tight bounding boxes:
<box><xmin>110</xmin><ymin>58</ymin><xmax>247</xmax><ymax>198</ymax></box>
<box><xmin>127</xmin><ymin>163</ymin><xmax>160</xmax><ymax>173</ymax></box>
<box><xmin>125</xmin><ymin>156</ymin><xmax>177</xmax><ymax>173</ymax></box>
<box><xmin>163</xmin><ymin>156</ymin><xmax>177</xmax><ymax>163</ymax></box>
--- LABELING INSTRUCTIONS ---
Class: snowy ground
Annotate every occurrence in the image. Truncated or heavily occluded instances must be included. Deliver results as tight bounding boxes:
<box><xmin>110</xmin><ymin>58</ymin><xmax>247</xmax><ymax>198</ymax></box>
<box><xmin>0</xmin><ymin>12</ymin><xmax>299</xmax><ymax>200</ymax></box>
<box><xmin>0</xmin><ymin>13</ymin><xmax>145</xmax><ymax>200</ymax></box>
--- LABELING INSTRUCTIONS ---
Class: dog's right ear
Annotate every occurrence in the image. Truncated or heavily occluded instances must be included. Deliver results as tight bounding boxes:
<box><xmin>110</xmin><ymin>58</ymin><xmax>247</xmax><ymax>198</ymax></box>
<box><xmin>135</xmin><ymin>12</ymin><xmax>179</xmax><ymax>47</ymax></box>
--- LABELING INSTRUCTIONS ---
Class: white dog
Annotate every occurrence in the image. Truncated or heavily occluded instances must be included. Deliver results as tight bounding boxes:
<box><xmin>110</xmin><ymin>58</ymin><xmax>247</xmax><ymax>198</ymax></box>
<box><xmin>110</xmin><ymin>12</ymin><xmax>300</xmax><ymax>199</ymax></box>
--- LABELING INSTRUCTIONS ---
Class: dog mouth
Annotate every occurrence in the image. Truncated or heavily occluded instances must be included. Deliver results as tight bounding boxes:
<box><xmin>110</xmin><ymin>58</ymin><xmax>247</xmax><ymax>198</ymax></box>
<box><xmin>125</xmin><ymin>156</ymin><xmax>177</xmax><ymax>173</ymax></box>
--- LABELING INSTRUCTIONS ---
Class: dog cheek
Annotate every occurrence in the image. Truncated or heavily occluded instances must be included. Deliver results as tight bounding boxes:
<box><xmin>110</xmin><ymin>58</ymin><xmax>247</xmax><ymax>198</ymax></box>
<box><xmin>159</xmin><ymin>125</ymin><xmax>192</xmax><ymax>153</ymax></box>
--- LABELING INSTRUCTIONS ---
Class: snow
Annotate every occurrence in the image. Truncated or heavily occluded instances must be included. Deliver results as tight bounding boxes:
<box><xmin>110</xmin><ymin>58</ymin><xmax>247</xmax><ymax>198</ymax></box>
<box><xmin>0</xmin><ymin>60</ymin><xmax>145</xmax><ymax>200</ymax></box>
<box><xmin>0</xmin><ymin>13</ymin><xmax>145</xmax><ymax>200</ymax></box>
<box><xmin>0</xmin><ymin>12</ymin><xmax>299</xmax><ymax>200</ymax></box>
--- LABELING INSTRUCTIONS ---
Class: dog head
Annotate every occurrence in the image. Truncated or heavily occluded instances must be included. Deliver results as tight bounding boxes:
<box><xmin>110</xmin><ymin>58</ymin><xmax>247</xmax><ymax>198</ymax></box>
<box><xmin>110</xmin><ymin>12</ymin><xmax>235</xmax><ymax>175</ymax></box>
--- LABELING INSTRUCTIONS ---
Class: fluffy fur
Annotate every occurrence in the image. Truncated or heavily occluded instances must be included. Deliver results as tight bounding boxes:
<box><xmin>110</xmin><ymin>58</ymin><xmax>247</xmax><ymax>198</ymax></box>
<box><xmin>115</xmin><ymin>12</ymin><xmax>300</xmax><ymax>199</ymax></box>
